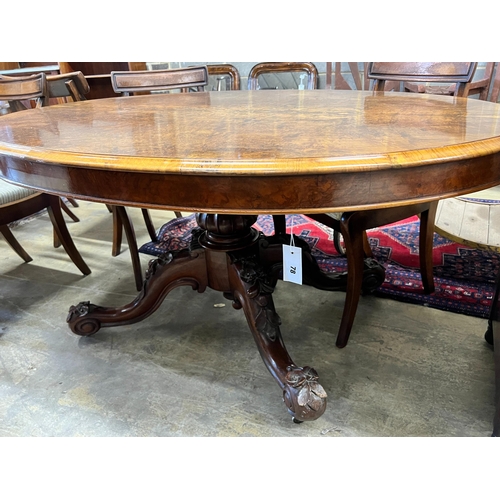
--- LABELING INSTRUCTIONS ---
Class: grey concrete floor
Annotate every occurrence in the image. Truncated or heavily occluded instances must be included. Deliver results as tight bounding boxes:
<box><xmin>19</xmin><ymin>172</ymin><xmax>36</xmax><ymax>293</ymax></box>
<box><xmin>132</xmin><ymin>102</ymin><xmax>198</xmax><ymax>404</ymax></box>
<box><xmin>0</xmin><ymin>201</ymin><xmax>496</xmax><ymax>437</ymax></box>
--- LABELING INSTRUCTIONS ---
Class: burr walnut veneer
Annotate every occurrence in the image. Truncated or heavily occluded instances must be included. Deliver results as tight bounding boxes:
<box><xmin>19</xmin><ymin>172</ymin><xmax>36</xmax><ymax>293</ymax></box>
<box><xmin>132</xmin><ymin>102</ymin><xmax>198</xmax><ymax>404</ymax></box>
<box><xmin>2</xmin><ymin>89</ymin><xmax>500</xmax><ymax>426</ymax></box>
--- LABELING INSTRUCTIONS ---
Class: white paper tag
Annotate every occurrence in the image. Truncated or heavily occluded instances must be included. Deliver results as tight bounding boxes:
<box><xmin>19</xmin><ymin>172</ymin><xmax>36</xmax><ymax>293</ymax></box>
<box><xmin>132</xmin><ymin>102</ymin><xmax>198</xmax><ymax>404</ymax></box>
<box><xmin>283</xmin><ymin>244</ymin><xmax>302</xmax><ymax>285</ymax></box>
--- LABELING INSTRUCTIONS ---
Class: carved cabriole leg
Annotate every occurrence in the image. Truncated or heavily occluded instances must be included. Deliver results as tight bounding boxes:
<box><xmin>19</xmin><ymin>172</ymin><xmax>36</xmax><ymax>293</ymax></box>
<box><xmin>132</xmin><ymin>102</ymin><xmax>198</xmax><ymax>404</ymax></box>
<box><xmin>67</xmin><ymin>248</ymin><xmax>209</xmax><ymax>335</ymax></box>
<box><xmin>197</xmin><ymin>213</ymin><xmax>327</xmax><ymax>421</ymax></box>
<box><xmin>227</xmin><ymin>253</ymin><xmax>327</xmax><ymax>422</ymax></box>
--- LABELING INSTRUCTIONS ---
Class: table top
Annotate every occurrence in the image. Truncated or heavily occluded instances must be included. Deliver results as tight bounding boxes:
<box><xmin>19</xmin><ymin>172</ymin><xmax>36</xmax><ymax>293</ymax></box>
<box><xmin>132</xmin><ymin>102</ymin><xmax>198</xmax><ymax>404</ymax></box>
<box><xmin>1</xmin><ymin>90</ymin><xmax>500</xmax><ymax>214</ymax></box>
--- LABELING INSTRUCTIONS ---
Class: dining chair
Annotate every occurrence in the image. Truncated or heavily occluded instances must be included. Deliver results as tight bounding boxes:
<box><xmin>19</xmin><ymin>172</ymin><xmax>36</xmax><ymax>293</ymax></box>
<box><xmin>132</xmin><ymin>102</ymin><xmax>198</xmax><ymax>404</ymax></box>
<box><xmin>309</xmin><ymin>62</ymin><xmax>477</xmax><ymax>348</ymax></box>
<box><xmin>247</xmin><ymin>62</ymin><xmax>318</xmax><ymax>90</ymax></box>
<box><xmin>0</xmin><ymin>71</ymin><xmax>85</xmax><ymax>224</ymax></box>
<box><xmin>47</xmin><ymin>71</ymin><xmax>91</xmax><ymax>102</ymax></box>
<box><xmin>369</xmin><ymin>62</ymin><xmax>477</xmax><ymax>96</ymax></box>
<box><xmin>207</xmin><ymin>64</ymin><xmax>241</xmax><ymax>91</ymax></box>
<box><xmin>0</xmin><ymin>72</ymin><xmax>49</xmax><ymax>110</ymax></box>
<box><xmin>57</xmin><ymin>62</ymin><xmax>148</xmax><ymax>100</ymax></box>
<box><xmin>110</xmin><ymin>65</ymin><xmax>209</xmax><ymax>289</ymax></box>
<box><xmin>403</xmin><ymin>62</ymin><xmax>495</xmax><ymax>100</ymax></box>
<box><xmin>326</xmin><ymin>62</ymin><xmax>372</xmax><ymax>91</ymax></box>
<box><xmin>0</xmin><ymin>73</ymin><xmax>91</xmax><ymax>275</ymax></box>
<box><xmin>247</xmin><ymin>62</ymin><xmax>320</xmax><ymax>237</ymax></box>
<box><xmin>46</xmin><ymin>71</ymin><xmax>91</xmax><ymax>214</ymax></box>
<box><xmin>46</xmin><ymin>70</ymin><xmax>166</xmax><ymax>290</ymax></box>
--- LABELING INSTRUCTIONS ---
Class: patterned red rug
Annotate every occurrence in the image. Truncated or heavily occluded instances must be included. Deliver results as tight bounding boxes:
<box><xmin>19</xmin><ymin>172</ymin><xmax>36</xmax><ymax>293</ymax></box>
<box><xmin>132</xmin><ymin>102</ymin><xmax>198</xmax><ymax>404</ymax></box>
<box><xmin>140</xmin><ymin>214</ymin><xmax>500</xmax><ymax>319</ymax></box>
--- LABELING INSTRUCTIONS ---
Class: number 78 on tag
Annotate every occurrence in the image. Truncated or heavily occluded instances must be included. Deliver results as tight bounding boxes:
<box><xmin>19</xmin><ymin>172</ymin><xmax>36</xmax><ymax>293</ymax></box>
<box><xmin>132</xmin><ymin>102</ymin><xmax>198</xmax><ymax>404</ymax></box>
<box><xmin>283</xmin><ymin>244</ymin><xmax>302</xmax><ymax>285</ymax></box>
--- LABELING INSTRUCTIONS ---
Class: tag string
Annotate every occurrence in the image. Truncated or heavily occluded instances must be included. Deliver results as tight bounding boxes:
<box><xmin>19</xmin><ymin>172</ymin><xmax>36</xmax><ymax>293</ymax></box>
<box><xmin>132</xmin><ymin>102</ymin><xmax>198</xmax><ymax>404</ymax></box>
<box><xmin>289</xmin><ymin>215</ymin><xmax>295</xmax><ymax>247</ymax></box>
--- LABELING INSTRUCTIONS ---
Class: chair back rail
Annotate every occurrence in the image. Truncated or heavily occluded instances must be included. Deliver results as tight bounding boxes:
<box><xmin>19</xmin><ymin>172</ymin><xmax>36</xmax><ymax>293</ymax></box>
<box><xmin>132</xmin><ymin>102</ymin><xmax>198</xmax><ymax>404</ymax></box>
<box><xmin>0</xmin><ymin>73</ymin><xmax>48</xmax><ymax>110</ymax></box>
<box><xmin>489</xmin><ymin>64</ymin><xmax>500</xmax><ymax>103</ymax></box>
<box><xmin>468</xmin><ymin>62</ymin><xmax>496</xmax><ymax>100</ymax></box>
<box><xmin>247</xmin><ymin>62</ymin><xmax>319</xmax><ymax>90</ymax></box>
<box><xmin>368</xmin><ymin>62</ymin><xmax>477</xmax><ymax>96</ymax></box>
<box><xmin>110</xmin><ymin>66</ymin><xmax>209</xmax><ymax>95</ymax></box>
<box><xmin>207</xmin><ymin>64</ymin><xmax>241</xmax><ymax>90</ymax></box>
<box><xmin>47</xmin><ymin>71</ymin><xmax>90</xmax><ymax>101</ymax></box>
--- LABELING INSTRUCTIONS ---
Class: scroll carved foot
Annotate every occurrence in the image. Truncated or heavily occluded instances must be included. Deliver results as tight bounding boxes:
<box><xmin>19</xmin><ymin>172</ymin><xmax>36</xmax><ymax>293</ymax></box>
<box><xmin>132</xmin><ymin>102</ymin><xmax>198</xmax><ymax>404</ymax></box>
<box><xmin>67</xmin><ymin>248</ymin><xmax>209</xmax><ymax>335</ymax></box>
<box><xmin>66</xmin><ymin>301</ymin><xmax>106</xmax><ymax>336</ymax></box>
<box><xmin>228</xmin><ymin>251</ymin><xmax>327</xmax><ymax>422</ymax></box>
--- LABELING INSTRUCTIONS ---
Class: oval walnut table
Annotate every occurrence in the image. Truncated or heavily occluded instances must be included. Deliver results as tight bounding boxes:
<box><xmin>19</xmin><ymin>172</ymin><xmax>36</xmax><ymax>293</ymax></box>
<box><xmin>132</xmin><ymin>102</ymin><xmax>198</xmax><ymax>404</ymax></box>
<box><xmin>2</xmin><ymin>89</ymin><xmax>500</xmax><ymax>427</ymax></box>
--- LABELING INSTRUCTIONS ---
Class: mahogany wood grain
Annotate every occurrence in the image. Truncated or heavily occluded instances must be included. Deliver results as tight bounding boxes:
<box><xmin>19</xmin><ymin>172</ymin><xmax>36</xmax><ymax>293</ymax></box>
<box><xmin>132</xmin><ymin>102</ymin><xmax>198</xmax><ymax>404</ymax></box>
<box><xmin>2</xmin><ymin>91</ymin><xmax>500</xmax><ymax>214</ymax></box>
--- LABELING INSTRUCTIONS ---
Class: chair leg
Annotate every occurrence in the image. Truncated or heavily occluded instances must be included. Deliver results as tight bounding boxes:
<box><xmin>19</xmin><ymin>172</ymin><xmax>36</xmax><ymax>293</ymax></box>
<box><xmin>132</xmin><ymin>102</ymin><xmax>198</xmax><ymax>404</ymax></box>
<box><xmin>47</xmin><ymin>195</ymin><xmax>91</xmax><ymax>275</ymax></box>
<box><xmin>111</xmin><ymin>206</ymin><xmax>123</xmax><ymax>256</ymax></box>
<box><xmin>174</xmin><ymin>211</ymin><xmax>183</xmax><ymax>218</ymax></box>
<box><xmin>54</xmin><ymin>198</ymin><xmax>80</xmax><ymax>248</ymax></box>
<box><xmin>336</xmin><ymin>215</ymin><xmax>366</xmax><ymax>348</ymax></box>
<box><xmin>114</xmin><ymin>205</ymin><xmax>143</xmax><ymax>291</ymax></box>
<box><xmin>418</xmin><ymin>202</ymin><xmax>438</xmax><ymax>294</ymax></box>
<box><xmin>1</xmin><ymin>224</ymin><xmax>33</xmax><ymax>262</ymax></box>
<box><xmin>60</xmin><ymin>199</ymin><xmax>80</xmax><ymax>222</ymax></box>
<box><xmin>142</xmin><ymin>208</ymin><xmax>157</xmax><ymax>242</ymax></box>
<box><xmin>67</xmin><ymin>198</ymin><xmax>79</xmax><ymax>207</ymax></box>
<box><xmin>362</xmin><ymin>230</ymin><xmax>373</xmax><ymax>258</ymax></box>
<box><xmin>53</xmin><ymin>229</ymin><xmax>61</xmax><ymax>248</ymax></box>
<box><xmin>272</xmin><ymin>215</ymin><xmax>287</xmax><ymax>236</ymax></box>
